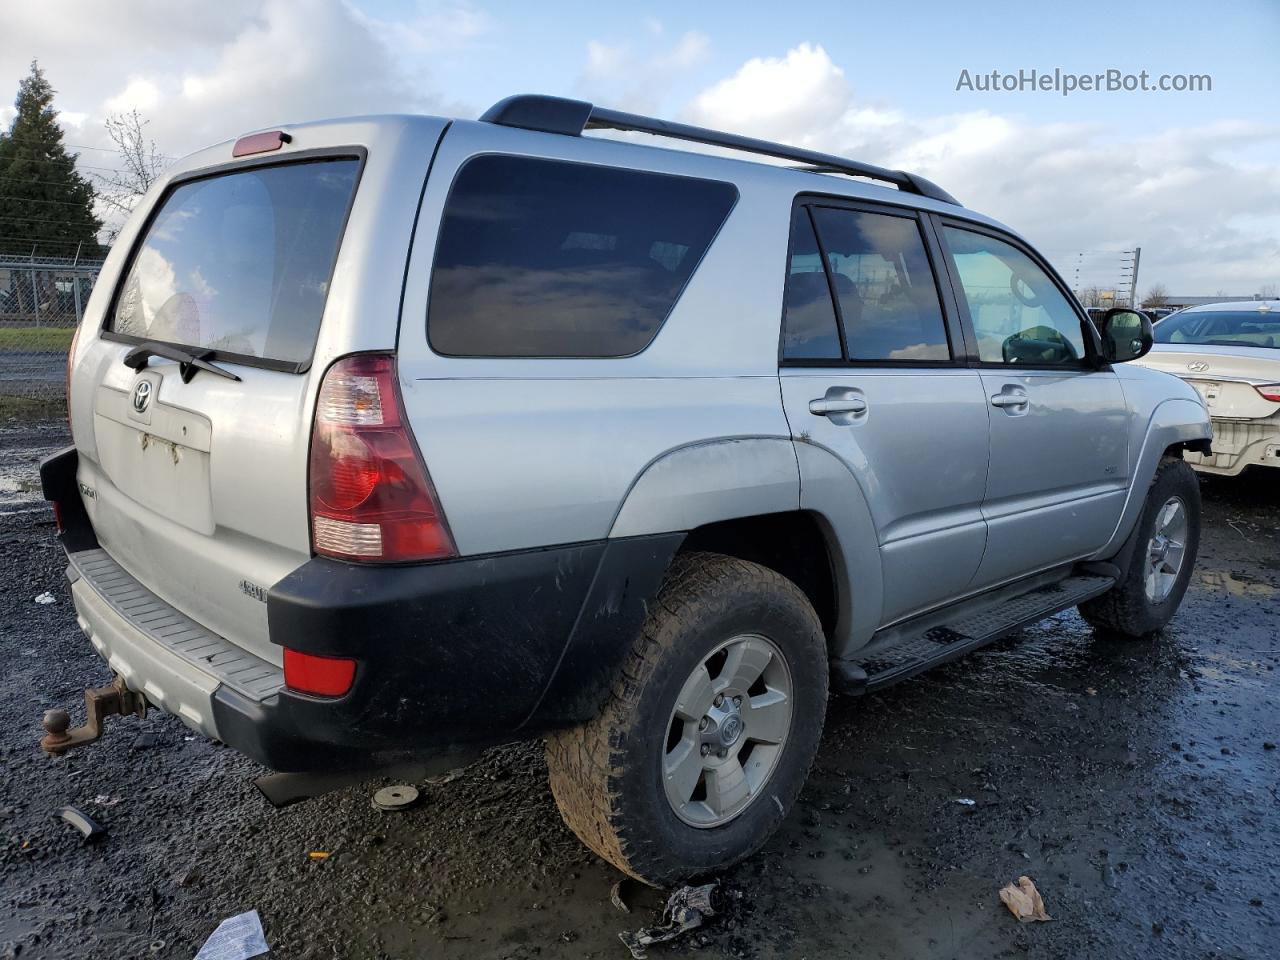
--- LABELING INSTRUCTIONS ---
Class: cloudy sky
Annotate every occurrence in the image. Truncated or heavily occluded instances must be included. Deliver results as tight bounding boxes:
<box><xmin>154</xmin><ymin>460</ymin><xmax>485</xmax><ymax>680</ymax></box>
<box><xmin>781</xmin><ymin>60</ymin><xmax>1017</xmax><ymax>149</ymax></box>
<box><xmin>4</xmin><ymin>0</ymin><xmax>1278</xmax><ymax>295</ymax></box>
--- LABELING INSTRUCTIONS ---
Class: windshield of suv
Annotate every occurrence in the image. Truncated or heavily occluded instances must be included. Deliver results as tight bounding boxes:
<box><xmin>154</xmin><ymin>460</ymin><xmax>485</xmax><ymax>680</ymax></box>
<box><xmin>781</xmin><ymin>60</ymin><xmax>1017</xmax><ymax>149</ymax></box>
<box><xmin>1154</xmin><ymin>309</ymin><xmax>1280</xmax><ymax>349</ymax></box>
<box><xmin>109</xmin><ymin>158</ymin><xmax>360</xmax><ymax>368</ymax></box>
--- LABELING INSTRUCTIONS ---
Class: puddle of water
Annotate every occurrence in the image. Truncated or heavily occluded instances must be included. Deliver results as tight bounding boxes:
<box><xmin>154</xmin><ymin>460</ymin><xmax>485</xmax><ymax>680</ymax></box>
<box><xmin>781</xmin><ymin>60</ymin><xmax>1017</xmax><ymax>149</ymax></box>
<box><xmin>1198</xmin><ymin>570</ymin><xmax>1276</xmax><ymax>597</ymax></box>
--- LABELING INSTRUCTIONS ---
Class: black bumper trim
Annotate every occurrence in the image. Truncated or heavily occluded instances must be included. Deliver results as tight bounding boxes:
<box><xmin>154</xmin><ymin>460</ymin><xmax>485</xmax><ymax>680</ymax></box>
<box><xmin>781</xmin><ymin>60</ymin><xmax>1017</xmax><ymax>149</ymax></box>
<box><xmin>208</xmin><ymin>533</ymin><xmax>684</xmax><ymax>772</ymax></box>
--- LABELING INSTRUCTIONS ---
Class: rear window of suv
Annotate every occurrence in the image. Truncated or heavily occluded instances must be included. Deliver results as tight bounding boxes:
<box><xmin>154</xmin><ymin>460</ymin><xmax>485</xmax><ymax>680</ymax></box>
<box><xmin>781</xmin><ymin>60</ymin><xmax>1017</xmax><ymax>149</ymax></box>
<box><xmin>108</xmin><ymin>158</ymin><xmax>360</xmax><ymax>369</ymax></box>
<box><xmin>428</xmin><ymin>155</ymin><xmax>737</xmax><ymax>357</ymax></box>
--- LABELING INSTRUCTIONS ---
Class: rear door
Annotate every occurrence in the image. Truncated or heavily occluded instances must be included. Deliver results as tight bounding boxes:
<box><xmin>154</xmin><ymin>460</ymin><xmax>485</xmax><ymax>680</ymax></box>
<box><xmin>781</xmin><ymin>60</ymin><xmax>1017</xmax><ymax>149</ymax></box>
<box><xmin>71</xmin><ymin>148</ymin><xmax>376</xmax><ymax>664</ymax></box>
<box><xmin>778</xmin><ymin>199</ymin><xmax>990</xmax><ymax>625</ymax></box>
<box><xmin>934</xmin><ymin>220</ymin><xmax>1129</xmax><ymax>588</ymax></box>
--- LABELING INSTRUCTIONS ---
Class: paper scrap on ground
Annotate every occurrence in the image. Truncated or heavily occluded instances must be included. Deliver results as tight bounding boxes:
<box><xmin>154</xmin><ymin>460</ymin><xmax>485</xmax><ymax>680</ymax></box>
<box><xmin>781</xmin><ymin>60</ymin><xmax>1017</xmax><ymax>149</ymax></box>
<box><xmin>999</xmin><ymin>876</ymin><xmax>1052</xmax><ymax>923</ymax></box>
<box><xmin>34</xmin><ymin>592</ymin><xmax>55</xmax><ymax>605</ymax></box>
<box><xmin>193</xmin><ymin>910</ymin><xmax>269</xmax><ymax>960</ymax></box>
<box><xmin>619</xmin><ymin>883</ymin><xmax>718</xmax><ymax>959</ymax></box>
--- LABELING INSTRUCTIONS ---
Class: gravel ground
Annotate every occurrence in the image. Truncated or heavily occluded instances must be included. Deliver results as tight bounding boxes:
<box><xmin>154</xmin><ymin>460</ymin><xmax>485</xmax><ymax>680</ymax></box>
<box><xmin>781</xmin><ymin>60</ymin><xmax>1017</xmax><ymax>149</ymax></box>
<box><xmin>1</xmin><ymin>418</ymin><xmax>1277</xmax><ymax>959</ymax></box>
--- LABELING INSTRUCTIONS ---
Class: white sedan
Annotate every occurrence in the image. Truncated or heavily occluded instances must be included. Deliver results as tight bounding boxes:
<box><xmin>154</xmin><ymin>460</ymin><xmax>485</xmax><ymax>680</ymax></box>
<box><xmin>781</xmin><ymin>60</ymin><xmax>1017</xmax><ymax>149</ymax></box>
<box><xmin>1135</xmin><ymin>300</ymin><xmax>1280</xmax><ymax>476</ymax></box>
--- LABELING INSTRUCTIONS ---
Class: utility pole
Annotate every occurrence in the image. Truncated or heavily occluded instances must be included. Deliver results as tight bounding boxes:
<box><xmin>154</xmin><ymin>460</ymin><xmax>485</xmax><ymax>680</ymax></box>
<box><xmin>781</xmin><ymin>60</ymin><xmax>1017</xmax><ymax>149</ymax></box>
<box><xmin>1129</xmin><ymin>247</ymin><xmax>1141</xmax><ymax>308</ymax></box>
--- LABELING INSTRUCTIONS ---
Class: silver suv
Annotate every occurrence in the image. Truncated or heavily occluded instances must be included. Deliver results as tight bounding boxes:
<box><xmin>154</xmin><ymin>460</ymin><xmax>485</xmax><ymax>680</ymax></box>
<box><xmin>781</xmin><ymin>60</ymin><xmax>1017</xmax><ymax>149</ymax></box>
<box><xmin>42</xmin><ymin>95</ymin><xmax>1211</xmax><ymax>885</ymax></box>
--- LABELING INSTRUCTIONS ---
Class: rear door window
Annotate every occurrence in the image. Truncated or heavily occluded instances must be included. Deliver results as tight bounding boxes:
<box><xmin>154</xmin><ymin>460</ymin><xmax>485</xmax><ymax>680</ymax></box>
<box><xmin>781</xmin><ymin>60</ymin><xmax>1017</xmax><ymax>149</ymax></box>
<box><xmin>427</xmin><ymin>155</ymin><xmax>737</xmax><ymax>358</ymax></box>
<box><xmin>109</xmin><ymin>158</ymin><xmax>360</xmax><ymax>369</ymax></box>
<box><xmin>781</xmin><ymin>207</ymin><xmax>842</xmax><ymax>360</ymax></box>
<box><xmin>809</xmin><ymin>206</ymin><xmax>951</xmax><ymax>362</ymax></box>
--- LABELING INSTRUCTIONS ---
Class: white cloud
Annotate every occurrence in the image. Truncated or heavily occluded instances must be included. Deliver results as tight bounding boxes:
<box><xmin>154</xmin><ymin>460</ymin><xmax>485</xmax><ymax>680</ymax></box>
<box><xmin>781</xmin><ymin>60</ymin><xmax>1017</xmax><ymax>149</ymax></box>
<box><xmin>2</xmin><ymin>0</ymin><xmax>474</xmax><ymax>160</ymax></box>
<box><xmin>105</xmin><ymin>78</ymin><xmax>162</xmax><ymax>113</ymax></box>
<box><xmin>577</xmin><ymin>30</ymin><xmax>711</xmax><ymax>115</ymax></box>
<box><xmin>683</xmin><ymin>44</ymin><xmax>1280</xmax><ymax>294</ymax></box>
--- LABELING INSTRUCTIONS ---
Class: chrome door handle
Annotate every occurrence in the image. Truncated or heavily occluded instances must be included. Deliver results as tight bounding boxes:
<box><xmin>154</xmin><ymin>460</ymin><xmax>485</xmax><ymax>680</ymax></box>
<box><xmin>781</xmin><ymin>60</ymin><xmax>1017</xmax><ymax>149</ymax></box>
<box><xmin>810</xmin><ymin>397</ymin><xmax>867</xmax><ymax>416</ymax></box>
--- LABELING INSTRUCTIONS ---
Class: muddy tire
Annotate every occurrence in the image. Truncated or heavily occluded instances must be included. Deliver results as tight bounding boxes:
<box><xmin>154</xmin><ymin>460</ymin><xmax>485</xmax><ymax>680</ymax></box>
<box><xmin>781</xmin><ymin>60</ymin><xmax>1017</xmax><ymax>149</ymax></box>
<box><xmin>545</xmin><ymin>552</ymin><xmax>828</xmax><ymax>886</ymax></box>
<box><xmin>1079</xmin><ymin>457</ymin><xmax>1201</xmax><ymax>637</ymax></box>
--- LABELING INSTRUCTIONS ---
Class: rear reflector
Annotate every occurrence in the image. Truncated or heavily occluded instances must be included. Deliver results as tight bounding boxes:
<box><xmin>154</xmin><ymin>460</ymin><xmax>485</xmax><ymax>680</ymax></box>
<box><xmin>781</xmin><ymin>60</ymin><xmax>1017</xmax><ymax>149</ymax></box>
<box><xmin>232</xmin><ymin>130</ymin><xmax>291</xmax><ymax>157</ymax></box>
<box><xmin>283</xmin><ymin>649</ymin><xmax>356</xmax><ymax>697</ymax></box>
<box><xmin>308</xmin><ymin>353</ymin><xmax>456</xmax><ymax>563</ymax></box>
<box><xmin>1255</xmin><ymin>384</ymin><xmax>1280</xmax><ymax>403</ymax></box>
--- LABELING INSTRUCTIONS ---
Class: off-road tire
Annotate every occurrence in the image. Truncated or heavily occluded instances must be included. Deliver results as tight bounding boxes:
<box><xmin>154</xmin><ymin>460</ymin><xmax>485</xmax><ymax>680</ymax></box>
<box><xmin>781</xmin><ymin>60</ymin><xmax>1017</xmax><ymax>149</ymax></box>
<box><xmin>545</xmin><ymin>551</ymin><xmax>828</xmax><ymax>886</ymax></box>
<box><xmin>1079</xmin><ymin>456</ymin><xmax>1201</xmax><ymax>636</ymax></box>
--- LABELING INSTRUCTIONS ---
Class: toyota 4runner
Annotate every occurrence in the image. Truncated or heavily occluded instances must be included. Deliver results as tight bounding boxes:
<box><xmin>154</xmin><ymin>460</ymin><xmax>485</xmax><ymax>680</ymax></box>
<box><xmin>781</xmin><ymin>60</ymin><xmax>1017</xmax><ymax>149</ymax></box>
<box><xmin>41</xmin><ymin>95</ymin><xmax>1212</xmax><ymax>884</ymax></box>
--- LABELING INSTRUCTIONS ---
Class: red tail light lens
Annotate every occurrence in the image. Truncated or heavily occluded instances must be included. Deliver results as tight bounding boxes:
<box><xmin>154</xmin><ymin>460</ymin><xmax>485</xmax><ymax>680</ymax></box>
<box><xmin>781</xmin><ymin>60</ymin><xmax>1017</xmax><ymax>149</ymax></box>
<box><xmin>283</xmin><ymin>648</ymin><xmax>356</xmax><ymax>697</ymax></box>
<box><xmin>308</xmin><ymin>353</ymin><xmax>455</xmax><ymax>563</ymax></box>
<box><xmin>1255</xmin><ymin>384</ymin><xmax>1280</xmax><ymax>403</ymax></box>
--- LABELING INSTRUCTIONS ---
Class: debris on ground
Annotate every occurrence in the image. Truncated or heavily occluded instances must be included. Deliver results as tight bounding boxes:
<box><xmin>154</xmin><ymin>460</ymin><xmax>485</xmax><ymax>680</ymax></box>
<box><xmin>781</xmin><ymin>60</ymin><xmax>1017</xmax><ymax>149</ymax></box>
<box><xmin>425</xmin><ymin>768</ymin><xmax>466</xmax><ymax>786</ymax></box>
<box><xmin>308</xmin><ymin>851</ymin><xmax>330</xmax><ymax>860</ymax></box>
<box><xmin>610</xmin><ymin>879</ymin><xmax>631</xmax><ymax>914</ymax></box>
<box><xmin>34</xmin><ymin>592</ymin><xmax>55</xmax><ymax>605</ymax></box>
<box><xmin>54</xmin><ymin>804</ymin><xmax>106</xmax><ymax>840</ymax></box>
<box><xmin>999</xmin><ymin>875</ymin><xmax>1052</xmax><ymax>923</ymax></box>
<box><xmin>371</xmin><ymin>784</ymin><xmax>420</xmax><ymax>812</ymax></box>
<box><xmin>619</xmin><ymin>883</ymin><xmax>718</xmax><ymax>959</ymax></box>
<box><xmin>193</xmin><ymin>910</ymin><xmax>269</xmax><ymax>960</ymax></box>
<box><xmin>953</xmin><ymin>797</ymin><xmax>977</xmax><ymax>806</ymax></box>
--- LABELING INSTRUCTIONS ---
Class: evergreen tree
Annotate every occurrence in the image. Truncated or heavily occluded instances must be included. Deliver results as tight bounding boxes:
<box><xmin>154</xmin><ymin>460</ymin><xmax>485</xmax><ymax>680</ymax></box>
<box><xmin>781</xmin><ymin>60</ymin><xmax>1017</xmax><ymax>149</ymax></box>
<box><xmin>0</xmin><ymin>61</ymin><xmax>102</xmax><ymax>258</ymax></box>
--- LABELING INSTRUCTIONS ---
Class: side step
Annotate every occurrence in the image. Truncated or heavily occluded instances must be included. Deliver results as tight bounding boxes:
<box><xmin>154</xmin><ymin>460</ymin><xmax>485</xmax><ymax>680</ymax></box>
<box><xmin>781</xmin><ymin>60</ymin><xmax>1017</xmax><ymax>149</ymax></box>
<box><xmin>833</xmin><ymin>573</ymin><xmax>1114</xmax><ymax>694</ymax></box>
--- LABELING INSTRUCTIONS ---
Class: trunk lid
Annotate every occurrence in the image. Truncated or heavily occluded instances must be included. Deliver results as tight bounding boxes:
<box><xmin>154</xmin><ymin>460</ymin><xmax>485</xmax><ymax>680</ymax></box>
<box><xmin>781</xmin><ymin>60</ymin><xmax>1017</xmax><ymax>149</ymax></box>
<box><xmin>1140</xmin><ymin>345</ymin><xmax>1280</xmax><ymax>420</ymax></box>
<box><xmin>67</xmin><ymin>118</ymin><xmax>447</xmax><ymax>664</ymax></box>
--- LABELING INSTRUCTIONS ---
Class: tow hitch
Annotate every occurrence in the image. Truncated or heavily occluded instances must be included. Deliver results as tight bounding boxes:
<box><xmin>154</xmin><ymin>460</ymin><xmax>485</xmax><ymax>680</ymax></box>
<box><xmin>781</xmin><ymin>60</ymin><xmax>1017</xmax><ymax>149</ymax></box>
<box><xmin>40</xmin><ymin>675</ymin><xmax>146</xmax><ymax>755</ymax></box>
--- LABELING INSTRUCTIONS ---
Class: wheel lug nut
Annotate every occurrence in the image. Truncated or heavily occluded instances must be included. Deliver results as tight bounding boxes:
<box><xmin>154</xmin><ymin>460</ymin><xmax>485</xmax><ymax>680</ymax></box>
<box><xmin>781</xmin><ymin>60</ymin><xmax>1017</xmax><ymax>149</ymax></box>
<box><xmin>733</xmin><ymin>695</ymin><xmax>743</xmax><ymax>707</ymax></box>
<box><xmin>700</xmin><ymin>744</ymin><xmax>710</xmax><ymax>757</ymax></box>
<box><xmin>698</xmin><ymin>717</ymin><xmax>709</xmax><ymax>731</ymax></box>
<box><xmin>713</xmin><ymin>694</ymin><xmax>724</xmax><ymax>708</ymax></box>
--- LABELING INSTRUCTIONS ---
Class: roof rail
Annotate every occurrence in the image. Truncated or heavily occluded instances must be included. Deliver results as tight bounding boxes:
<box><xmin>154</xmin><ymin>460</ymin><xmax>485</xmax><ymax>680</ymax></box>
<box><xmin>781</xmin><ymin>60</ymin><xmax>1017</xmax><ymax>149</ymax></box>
<box><xmin>478</xmin><ymin>94</ymin><xmax>959</xmax><ymax>206</ymax></box>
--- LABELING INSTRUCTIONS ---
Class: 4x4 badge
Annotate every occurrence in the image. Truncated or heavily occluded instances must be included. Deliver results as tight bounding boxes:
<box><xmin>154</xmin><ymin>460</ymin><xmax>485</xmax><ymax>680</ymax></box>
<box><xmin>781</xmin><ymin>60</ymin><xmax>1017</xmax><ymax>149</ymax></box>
<box><xmin>131</xmin><ymin>380</ymin><xmax>153</xmax><ymax>413</ymax></box>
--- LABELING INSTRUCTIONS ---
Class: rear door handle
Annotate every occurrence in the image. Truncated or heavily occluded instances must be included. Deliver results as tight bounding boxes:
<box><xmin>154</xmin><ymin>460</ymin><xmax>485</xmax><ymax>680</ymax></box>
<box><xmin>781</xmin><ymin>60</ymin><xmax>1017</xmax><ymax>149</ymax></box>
<box><xmin>810</xmin><ymin>397</ymin><xmax>867</xmax><ymax>416</ymax></box>
<box><xmin>989</xmin><ymin>387</ymin><xmax>1030</xmax><ymax>412</ymax></box>
<box><xmin>989</xmin><ymin>394</ymin><xmax>1027</xmax><ymax>408</ymax></box>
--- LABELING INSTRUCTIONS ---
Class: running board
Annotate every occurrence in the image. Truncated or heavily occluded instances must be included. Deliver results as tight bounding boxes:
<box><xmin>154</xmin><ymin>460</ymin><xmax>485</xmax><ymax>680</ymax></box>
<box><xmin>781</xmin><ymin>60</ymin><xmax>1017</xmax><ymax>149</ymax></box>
<box><xmin>832</xmin><ymin>573</ymin><xmax>1115</xmax><ymax>695</ymax></box>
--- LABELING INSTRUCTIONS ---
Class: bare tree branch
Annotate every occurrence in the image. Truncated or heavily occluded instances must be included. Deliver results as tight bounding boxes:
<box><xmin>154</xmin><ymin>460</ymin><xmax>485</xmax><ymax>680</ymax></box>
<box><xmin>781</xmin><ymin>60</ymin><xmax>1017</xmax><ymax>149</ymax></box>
<box><xmin>92</xmin><ymin>109</ymin><xmax>166</xmax><ymax>228</ymax></box>
<box><xmin>1141</xmin><ymin>284</ymin><xmax>1169</xmax><ymax>308</ymax></box>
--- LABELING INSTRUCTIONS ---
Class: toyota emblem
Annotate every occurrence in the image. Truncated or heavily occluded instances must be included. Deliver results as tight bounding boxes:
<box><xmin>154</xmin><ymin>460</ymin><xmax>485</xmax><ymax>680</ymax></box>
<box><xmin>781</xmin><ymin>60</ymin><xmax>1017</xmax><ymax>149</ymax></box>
<box><xmin>131</xmin><ymin>380</ymin><xmax>153</xmax><ymax>413</ymax></box>
<box><xmin>1187</xmin><ymin>360</ymin><xmax>1210</xmax><ymax>373</ymax></box>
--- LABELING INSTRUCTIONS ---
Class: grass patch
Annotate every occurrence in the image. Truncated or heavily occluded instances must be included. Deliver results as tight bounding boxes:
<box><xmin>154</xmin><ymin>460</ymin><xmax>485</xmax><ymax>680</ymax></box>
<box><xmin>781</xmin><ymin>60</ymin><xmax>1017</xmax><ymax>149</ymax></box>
<box><xmin>0</xmin><ymin>326</ymin><xmax>76</xmax><ymax>353</ymax></box>
<box><xmin>0</xmin><ymin>395</ymin><xmax>63</xmax><ymax>418</ymax></box>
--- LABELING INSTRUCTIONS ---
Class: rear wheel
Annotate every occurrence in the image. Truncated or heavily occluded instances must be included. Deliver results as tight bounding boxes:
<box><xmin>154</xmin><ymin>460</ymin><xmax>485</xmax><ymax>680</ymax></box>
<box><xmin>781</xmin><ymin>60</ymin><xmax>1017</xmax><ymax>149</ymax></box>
<box><xmin>1079</xmin><ymin>457</ymin><xmax>1201</xmax><ymax>636</ymax></box>
<box><xmin>545</xmin><ymin>552</ymin><xmax>828</xmax><ymax>886</ymax></box>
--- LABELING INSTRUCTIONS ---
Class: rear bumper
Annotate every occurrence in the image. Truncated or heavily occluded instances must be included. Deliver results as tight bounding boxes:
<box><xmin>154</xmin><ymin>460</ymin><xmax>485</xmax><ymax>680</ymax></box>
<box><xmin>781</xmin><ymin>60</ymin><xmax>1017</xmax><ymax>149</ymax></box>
<box><xmin>1185</xmin><ymin>417</ymin><xmax>1280</xmax><ymax>476</ymax></box>
<box><xmin>43</xmin><ymin>446</ymin><xmax>682</xmax><ymax>772</ymax></box>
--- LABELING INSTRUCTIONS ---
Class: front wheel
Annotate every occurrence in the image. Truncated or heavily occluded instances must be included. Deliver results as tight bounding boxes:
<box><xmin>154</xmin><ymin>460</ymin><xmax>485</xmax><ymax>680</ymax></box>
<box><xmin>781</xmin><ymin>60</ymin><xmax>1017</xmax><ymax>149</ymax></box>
<box><xmin>1079</xmin><ymin>457</ymin><xmax>1201</xmax><ymax>636</ymax></box>
<box><xmin>545</xmin><ymin>552</ymin><xmax>828</xmax><ymax>886</ymax></box>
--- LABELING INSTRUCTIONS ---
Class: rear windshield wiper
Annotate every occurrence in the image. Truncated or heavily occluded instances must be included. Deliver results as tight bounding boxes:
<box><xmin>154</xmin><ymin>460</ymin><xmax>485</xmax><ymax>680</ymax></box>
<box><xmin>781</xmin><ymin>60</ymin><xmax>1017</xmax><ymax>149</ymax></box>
<box><xmin>122</xmin><ymin>342</ymin><xmax>242</xmax><ymax>383</ymax></box>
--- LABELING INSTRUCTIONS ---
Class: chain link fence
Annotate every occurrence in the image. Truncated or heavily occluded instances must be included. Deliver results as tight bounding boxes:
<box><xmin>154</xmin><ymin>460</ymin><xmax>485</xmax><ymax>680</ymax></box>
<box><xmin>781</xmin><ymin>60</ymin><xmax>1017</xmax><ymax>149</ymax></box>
<box><xmin>0</xmin><ymin>254</ymin><xmax>106</xmax><ymax>412</ymax></box>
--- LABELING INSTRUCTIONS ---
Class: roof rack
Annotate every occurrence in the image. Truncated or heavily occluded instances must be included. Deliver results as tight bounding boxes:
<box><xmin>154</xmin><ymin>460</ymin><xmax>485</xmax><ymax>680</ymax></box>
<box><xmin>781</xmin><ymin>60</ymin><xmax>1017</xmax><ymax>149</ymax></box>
<box><xmin>478</xmin><ymin>94</ymin><xmax>959</xmax><ymax>206</ymax></box>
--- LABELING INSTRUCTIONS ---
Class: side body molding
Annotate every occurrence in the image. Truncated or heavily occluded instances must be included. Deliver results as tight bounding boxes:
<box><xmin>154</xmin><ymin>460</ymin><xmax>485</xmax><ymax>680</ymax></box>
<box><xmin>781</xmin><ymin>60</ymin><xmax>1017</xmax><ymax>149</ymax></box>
<box><xmin>608</xmin><ymin>437</ymin><xmax>800</xmax><ymax>539</ymax></box>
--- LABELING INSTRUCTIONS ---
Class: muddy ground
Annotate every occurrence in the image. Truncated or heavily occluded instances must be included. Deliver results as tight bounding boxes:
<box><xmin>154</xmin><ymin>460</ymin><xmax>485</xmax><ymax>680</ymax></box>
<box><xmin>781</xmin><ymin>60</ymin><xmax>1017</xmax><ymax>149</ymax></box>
<box><xmin>1</xmin><ymin>417</ymin><xmax>1277</xmax><ymax>960</ymax></box>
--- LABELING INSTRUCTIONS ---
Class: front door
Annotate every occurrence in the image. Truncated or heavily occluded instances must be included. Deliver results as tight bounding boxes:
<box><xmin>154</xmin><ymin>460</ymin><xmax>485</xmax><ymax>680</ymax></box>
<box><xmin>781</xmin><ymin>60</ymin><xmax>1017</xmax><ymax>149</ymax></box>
<box><xmin>936</xmin><ymin>222</ymin><xmax>1129</xmax><ymax>588</ymax></box>
<box><xmin>778</xmin><ymin>200</ymin><xmax>990</xmax><ymax>625</ymax></box>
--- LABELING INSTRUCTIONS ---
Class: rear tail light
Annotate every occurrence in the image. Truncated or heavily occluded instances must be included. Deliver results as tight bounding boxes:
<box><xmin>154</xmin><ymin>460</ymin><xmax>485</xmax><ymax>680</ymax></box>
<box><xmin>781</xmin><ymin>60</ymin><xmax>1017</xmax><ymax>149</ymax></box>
<box><xmin>1255</xmin><ymin>384</ymin><xmax>1280</xmax><ymax>403</ymax></box>
<box><xmin>308</xmin><ymin>353</ymin><xmax>455</xmax><ymax>563</ymax></box>
<box><xmin>283</xmin><ymin>648</ymin><xmax>356</xmax><ymax>697</ymax></box>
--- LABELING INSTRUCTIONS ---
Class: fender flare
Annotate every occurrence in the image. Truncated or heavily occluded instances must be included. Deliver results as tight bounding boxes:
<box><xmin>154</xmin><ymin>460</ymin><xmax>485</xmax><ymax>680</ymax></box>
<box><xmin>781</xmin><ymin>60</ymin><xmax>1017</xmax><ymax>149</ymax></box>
<box><xmin>607</xmin><ymin>436</ymin><xmax>801</xmax><ymax>539</ymax></box>
<box><xmin>1093</xmin><ymin>396</ymin><xmax>1212</xmax><ymax>559</ymax></box>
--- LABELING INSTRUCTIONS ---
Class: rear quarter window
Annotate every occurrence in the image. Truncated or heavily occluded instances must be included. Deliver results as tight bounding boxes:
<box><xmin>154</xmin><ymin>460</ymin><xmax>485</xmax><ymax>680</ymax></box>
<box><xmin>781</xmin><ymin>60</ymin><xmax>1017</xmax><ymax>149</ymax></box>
<box><xmin>427</xmin><ymin>155</ymin><xmax>737</xmax><ymax>358</ymax></box>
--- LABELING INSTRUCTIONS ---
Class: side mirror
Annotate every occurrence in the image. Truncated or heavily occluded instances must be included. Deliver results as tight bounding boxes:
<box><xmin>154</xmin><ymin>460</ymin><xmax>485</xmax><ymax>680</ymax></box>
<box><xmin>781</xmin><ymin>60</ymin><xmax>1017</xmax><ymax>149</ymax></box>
<box><xmin>1098</xmin><ymin>308</ymin><xmax>1153</xmax><ymax>363</ymax></box>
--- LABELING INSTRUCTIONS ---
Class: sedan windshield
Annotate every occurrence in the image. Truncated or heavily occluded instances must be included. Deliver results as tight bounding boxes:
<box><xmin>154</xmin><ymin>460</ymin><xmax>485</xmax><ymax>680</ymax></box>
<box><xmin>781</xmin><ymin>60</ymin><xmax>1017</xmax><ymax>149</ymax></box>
<box><xmin>1154</xmin><ymin>309</ymin><xmax>1280</xmax><ymax>349</ymax></box>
